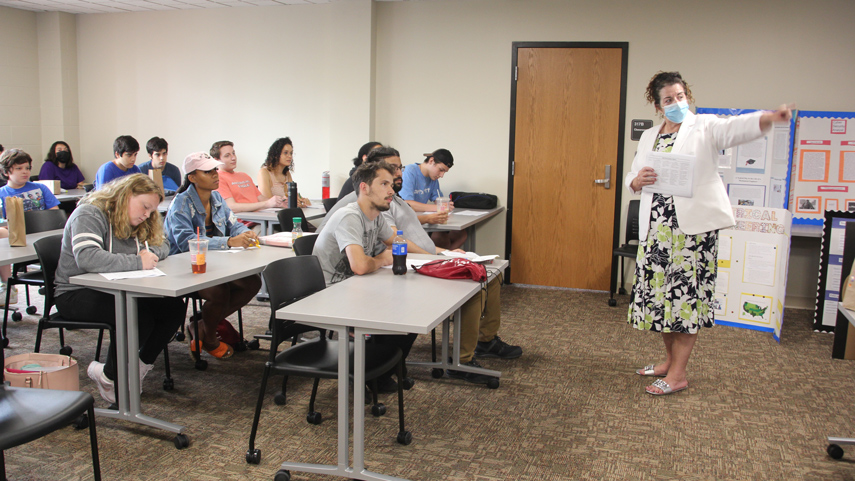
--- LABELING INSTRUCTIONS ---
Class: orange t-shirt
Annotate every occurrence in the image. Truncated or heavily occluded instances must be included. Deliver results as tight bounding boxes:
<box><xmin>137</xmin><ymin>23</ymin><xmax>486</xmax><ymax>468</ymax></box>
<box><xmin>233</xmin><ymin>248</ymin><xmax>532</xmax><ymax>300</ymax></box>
<box><xmin>216</xmin><ymin>169</ymin><xmax>262</xmax><ymax>203</ymax></box>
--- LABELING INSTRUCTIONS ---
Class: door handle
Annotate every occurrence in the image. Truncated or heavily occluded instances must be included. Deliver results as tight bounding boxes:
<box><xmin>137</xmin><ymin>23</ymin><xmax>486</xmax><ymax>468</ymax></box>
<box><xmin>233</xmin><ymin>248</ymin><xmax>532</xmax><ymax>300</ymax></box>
<box><xmin>594</xmin><ymin>165</ymin><xmax>611</xmax><ymax>189</ymax></box>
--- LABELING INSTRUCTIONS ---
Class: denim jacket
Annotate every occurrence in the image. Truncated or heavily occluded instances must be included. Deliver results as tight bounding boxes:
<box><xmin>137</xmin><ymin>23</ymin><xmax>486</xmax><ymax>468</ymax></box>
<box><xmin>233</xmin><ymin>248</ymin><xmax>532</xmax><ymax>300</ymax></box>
<box><xmin>164</xmin><ymin>184</ymin><xmax>248</xmax><ymax>255</ymax></box>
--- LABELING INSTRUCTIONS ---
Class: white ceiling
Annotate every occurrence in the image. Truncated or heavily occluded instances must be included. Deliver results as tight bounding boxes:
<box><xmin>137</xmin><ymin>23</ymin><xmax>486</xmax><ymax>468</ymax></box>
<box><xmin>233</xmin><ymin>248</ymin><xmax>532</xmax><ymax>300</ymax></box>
<box><xmin>0</xmin><ymin>0</ymin><xmax>403</xmax><ymax>15</ymax></box>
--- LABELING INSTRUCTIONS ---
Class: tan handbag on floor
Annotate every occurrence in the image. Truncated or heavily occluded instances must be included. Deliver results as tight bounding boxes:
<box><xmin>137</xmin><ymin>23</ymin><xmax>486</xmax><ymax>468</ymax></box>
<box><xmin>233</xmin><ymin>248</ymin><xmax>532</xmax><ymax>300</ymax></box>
<box><xmin>4</xmin><ymin>353</ymin><xmax>79</xmax><ymax>390</ymax></box>
<box><xmin>5</xmin><ymin>196</ymin><xmax>26</xmax><ymax>246</ymax></box>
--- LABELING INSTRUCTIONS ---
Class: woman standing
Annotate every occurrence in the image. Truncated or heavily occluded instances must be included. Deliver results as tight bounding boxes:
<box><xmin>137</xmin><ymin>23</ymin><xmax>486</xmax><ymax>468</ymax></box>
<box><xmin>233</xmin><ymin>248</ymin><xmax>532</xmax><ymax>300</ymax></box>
<box><xmin>40</xmin><ymin>141</ymin><xmax>86</xmax><ymax>190</ymax></box>
<box><xmin>257</xmin><ymin>137</ymin><xmax>310</xmax><ymax>207</ymax></box>
<box><xmin>164</xmin><ymin>152</ymin><xmax>261</xmax><ymax>360</ymax></box>
<box><xmin>626</xmin><ymin>71</ymin><xmax>792</xmax><ymax>395</ymax></box>
<box><xmin>54</xmin><ymin>174</ymin><xmax>184</xmax><ymax>404</ymax></box>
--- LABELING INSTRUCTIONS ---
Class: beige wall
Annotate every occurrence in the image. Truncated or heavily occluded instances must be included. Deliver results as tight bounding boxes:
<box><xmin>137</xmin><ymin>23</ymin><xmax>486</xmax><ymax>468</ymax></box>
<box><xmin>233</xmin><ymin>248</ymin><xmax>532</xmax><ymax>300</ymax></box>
<box><xmin>0</xmin><ymin>6</ymin><xmax>42</xmax><ymax>158</ymax></box>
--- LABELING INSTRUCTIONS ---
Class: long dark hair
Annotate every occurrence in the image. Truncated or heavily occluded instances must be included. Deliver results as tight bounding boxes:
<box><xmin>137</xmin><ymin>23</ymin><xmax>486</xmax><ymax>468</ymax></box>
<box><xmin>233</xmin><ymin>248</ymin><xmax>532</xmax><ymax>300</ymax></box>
<box><xmin>46</xmin><ymin>141</ymin><xmax>74</xmax><ymax>166</ymax></box>
<box><xmin>262</xmin><ymin>137</ymin><xmax>294</xmax><ymax>173</ymax></box>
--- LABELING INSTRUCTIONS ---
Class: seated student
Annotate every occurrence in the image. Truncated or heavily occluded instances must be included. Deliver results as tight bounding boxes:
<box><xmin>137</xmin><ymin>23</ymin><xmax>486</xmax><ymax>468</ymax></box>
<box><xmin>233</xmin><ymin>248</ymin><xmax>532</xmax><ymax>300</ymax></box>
<box><xmin>138</xmin><ymin>137</ymin><xmax>181</xmax><ymax>192</ymax></box>
<box><xmin>0</xmin><ymin>148</ymin><xmax>61</xmax><ymax>217</ymax></box>
<box><xmin>54</xmin><ymin>174</ymin><xmax>184</xmax><ymax>404</ymax></box>
<box><xmin>399</xmin><ymin>148</ymin><xmax>467</xmax><ymax>250</ymax></box>
<box><xmin>94</xmin><ymin>135</ymin><xmax>142</xmax><ymax>190</ymax></box>
<box><xmin>39</xmin><ymin>140</ymin><xmax>86</xmax><ymax>190</ymax></box>
<box><xmin>164</xmin><ymin>152</ymin><xmax>262</xmax><ymax>360</ymax></box>
<box><xmin>337</xmin><ymin>141</ymin><xmax>382</xmax><ymax>200</ymax></box>
<box><xmin>210</xmin><ymin>140</ymin><xmax>285</xmax><ymax>233</ymax></box>
<box><xmin>258</xmin><ymin>137</ymin><xmax>311</xmax><ymax>207</ymax></box>
<box><xmin>313</xmin><ymin>160</ymin><xmax>433</xmax><ymax>392</ymax></box>
<box><xmin>319</xmin><ymin>148</ymin><xmax>522</xmax><ymax>383</ymax></box>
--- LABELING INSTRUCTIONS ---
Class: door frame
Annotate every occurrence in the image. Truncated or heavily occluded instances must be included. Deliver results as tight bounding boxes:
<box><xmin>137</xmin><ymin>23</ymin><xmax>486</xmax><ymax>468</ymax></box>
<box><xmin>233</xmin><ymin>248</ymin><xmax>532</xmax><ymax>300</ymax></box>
<box><xmin>504</xmin><ymin>41</ymin><xmax>629</xmax><ymax>285</ymax></box>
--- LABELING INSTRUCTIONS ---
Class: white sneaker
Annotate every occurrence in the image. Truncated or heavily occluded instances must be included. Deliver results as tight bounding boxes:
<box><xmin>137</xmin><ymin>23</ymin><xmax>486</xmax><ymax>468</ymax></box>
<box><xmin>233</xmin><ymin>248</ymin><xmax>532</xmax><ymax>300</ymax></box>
<box><xmin>139</xmin><ymin>360</ymin><xmax>154</xmax><ymax>394</ymax></box>
<box><xmin>87</xmin><ymin>361</ymin><xmax>116</xmax><ymax>404</ymax></box>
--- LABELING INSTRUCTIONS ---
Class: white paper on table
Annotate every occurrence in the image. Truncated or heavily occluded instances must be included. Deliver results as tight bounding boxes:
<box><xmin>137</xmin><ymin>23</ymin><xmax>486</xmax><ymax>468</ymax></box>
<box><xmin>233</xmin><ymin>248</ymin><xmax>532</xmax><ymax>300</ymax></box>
<box><xmin>258</xmin><ymin>208</ymin><xmax>280</xmax><ymax>213</ymax></box>
<box><xmin>101</xmin><ymin>268</ymin><xmax>166</xmax><ymax>280</ymax></box>
<box><xmin>441</xmin><ymin>250</ymin><xmax>498</xmax><ymax>263</ymax></box>
<box><xmin>641</xmin><ymin>151</ymin><xmax>695</xmax><ymax>198</ymax></box>
<box><xmin>381</xmin><ymin>259</ymin><xmax>436</xmax><ymax>269</ymax></box>
<box><xmin>303</xmin><ymin>205</ymin><xmax>324</xmax><ymax>209</ymax></box>
<box><xmin>743</xmin><ymin>242</ymin><xmax>777</xmax><ymax>286</ymax></box>
<box><xmin>452</xmin><ymin>210</ymin><xmax>489</xmax><ymax>217</ymax></box>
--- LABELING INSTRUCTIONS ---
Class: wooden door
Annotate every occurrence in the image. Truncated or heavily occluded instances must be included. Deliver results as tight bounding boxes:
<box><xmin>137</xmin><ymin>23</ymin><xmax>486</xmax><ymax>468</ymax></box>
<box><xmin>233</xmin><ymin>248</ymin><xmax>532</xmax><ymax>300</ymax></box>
<box><xmin>507</xmin><ymin>44</ymin><xmax>627</xmax><ymax>289</ymax></box>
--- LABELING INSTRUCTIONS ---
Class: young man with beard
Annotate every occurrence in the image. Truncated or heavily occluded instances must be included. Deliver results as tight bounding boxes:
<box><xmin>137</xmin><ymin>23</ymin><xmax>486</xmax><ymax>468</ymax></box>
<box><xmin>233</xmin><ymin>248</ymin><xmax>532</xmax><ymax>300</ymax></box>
<box><xmin>318</xmin><ymin>147</ymin><xmax>523</xmax><ymax>385</ymax></box>
<box><xmin>312</xmin><ymin>160</ymin><xmax>432</xmax><ymax>392</ymax></box>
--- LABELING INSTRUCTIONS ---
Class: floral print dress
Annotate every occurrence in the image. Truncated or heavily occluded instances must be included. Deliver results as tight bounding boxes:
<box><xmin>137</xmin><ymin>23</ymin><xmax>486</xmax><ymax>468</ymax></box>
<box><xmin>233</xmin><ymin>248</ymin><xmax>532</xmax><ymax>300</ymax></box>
<box><xmin>627</xmin><ymin>132</ymin><xmax>718</xmax><ymax>334</ymax></box>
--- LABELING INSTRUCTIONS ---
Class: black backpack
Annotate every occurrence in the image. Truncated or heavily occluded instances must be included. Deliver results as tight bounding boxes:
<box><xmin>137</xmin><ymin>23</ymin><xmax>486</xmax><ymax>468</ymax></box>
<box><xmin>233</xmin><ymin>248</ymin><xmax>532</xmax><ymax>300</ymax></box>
<box><xmin>449</xmin><ymin>192</ymin><xmax>498</xmax><ymax>209</ymax></box>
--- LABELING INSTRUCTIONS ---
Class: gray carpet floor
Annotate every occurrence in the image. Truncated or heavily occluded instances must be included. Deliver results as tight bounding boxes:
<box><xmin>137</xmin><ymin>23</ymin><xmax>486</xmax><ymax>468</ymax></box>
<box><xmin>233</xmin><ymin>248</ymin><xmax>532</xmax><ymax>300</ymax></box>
<box><xmin>2</xmin><ymin>284</ymin><xmax>855</xmax><ymax>480</ymax></box>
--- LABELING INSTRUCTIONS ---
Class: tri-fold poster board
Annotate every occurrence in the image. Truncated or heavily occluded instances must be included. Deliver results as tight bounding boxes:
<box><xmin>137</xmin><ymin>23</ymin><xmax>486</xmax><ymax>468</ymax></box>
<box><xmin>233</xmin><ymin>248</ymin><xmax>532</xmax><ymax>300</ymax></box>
<box><xmin>714</xmin><ymin>206</ymin><xmax>792</xmax><ymax>342</ymax></box>
<box><xmin>789</xmin><ymin>111</ymin><xmax>855</xmax><ymax>225</ymax></box>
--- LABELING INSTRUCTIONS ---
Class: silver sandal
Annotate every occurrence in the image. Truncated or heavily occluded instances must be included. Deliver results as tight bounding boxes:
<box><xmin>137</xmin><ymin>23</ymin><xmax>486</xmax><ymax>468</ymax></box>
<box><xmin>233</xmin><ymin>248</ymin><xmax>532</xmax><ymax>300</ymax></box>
<box><xmin>646</xmin><ymin>378</ymin><xmax>688</xmax><ymax>396</ymax></box>
<box><xmin>636</xmin><ymin>364</ymin><xmax>665</xmax><ymax>377</ymax></box>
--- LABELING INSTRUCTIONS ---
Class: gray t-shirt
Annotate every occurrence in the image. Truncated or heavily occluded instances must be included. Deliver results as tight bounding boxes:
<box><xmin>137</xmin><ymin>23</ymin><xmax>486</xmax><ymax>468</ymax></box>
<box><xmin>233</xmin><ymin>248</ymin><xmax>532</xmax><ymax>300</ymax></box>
<box><xmin>312</xmin><ymin>202</ymin><xmax>391</xmax><ymax>286</ymax></box>
<box><xmin>318</xmin><ymin>192</ymin><xmax>436</xmax><ymax>255</ymax></box>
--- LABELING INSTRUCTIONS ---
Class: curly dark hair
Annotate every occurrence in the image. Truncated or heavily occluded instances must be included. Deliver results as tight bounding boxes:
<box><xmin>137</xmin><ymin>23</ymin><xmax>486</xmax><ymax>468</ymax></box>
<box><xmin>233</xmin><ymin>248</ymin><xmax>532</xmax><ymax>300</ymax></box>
<box><xmin>0</xmin><ymin>148</ymin><xmax>33</xmax><ymax>176</ymax></box>
<box><xmin>262</xmin><ymin>137</ymin><xmax>294</xmax><ymax>173</ymax></box>
<box><xmin>46</xmin><ymin>141</ymin><xmax>74</xmax><ymax>166</ymax></box>
<box><xmin>644</xmin><ymin>71</ymin><xmax>694</xmax><ymax>108</ymax></box>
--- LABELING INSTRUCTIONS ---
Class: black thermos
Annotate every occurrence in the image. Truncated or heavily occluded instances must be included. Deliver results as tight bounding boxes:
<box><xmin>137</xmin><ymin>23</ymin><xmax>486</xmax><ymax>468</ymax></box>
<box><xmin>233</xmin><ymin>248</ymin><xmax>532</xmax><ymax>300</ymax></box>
<box><xmin>287</xmin><ymin>182</ymin><xmax>298</xmax><ymax>209</ymax></box>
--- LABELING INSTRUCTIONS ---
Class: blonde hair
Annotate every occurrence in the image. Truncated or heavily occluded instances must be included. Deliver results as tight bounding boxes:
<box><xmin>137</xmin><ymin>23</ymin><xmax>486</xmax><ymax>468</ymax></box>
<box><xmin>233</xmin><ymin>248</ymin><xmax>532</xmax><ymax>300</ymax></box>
<box><xmin>80</xmin><ymin>174</ymin><xmax>165</xmax><ymax>245</ymax></box>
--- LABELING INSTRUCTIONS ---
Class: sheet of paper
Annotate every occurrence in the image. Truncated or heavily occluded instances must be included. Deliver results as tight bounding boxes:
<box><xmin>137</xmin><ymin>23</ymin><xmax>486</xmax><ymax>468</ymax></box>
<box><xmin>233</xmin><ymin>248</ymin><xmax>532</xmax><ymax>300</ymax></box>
<box><xmin>743</xmin><ymin>242</ymin><xmax>776</xmax><ymax>286</ymax></box>
<box><xmin>259</xmin><ymin>208</ymin><xmax>280</xmax><ymax>213</ymax></box>
<box><xmin>101</xmin><ymin>268</ymin><xmax>166</xmax><ymax>280</ymax></box>
<box><xmin>841</xmin><ymin>151</ymin><xmax>855</xmax><ymax>182</ymax></box>
<box><xmin>451</xmin><ymin>210</ymin><xmax>490</xmax><ymax>217</ymax></box>
<box><xmin>736</xmin><ymin>138</ymin><xmax>767</xmax><ymax>171</ymax></box>
<box><xmin>801</xmin><ymin>151</ymin><xmax>828</xmax><ymax>181</ymax></box>
<box><xmin>440</xmin><ymin>250</ymin><xmax>499</xmax><ymax>263</ymax></box>
<box><xmin>642</xmin><ymin>151</ymin><xmax>695</xmax><ymax>198</ymax></box>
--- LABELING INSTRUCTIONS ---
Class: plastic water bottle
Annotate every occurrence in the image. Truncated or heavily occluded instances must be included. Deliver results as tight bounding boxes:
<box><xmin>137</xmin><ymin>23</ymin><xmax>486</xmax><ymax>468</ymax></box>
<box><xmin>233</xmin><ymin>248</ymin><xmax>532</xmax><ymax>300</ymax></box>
<box><xmin>321</xmin><ymin>171</ymin><xmax>330</xmax><ymax>199</ymax></box>
<box><xmin>291</xmin><ymin>217</ymin><xmax>303</xmax><ymax>248</ymax></box>
<box><xmin>392</xmin><ymin>230</ymin><xmax>407</xmax><ymax>275</ymax></box>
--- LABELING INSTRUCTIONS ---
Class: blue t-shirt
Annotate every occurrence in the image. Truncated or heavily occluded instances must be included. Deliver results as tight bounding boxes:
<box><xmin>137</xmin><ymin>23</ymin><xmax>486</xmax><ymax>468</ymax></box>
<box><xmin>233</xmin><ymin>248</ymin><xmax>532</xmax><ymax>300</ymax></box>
<box><xmin>0</xmin><ymin>182</ymin><xmax>61</xmax><ymax>217</ymax></box>
<box><xmin>94</xmin><ymin>161</ymin><xmax>141</xmax><ymax>190</ymax></box>
<box><xmin>400</xmin><ymin>163</ymin><xmax>442</xmax><ymax>204</ymax></box>
<box><xmin>138</xmin><ymin>160</ymin><xmax>181</xmax><ymax>191</ymax></box>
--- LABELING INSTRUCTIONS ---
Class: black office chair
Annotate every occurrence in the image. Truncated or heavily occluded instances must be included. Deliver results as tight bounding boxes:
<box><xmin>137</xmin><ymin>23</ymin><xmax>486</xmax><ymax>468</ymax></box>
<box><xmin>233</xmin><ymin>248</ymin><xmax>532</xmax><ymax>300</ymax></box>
<box><xmin>609</xmin><ymin>199</ymin><xmax>640</xmax><ymax>306</ymax></box>
<box><xmin>0</xmin><ymin>343</ymin><xmax>102</xmax><ymax>481</ymax></box>
<box><xmin>276</xmin><ymin>208</ymin><xmax>314</xmax><ymax>233</ymax></box>
<box><xmin>28</xmin><ymin>175</ymin><xmax>40</xmax><ymax>182</ymax></box>
<box><xmin>2</xmin><ymin>209</ymin><xmax>68</xmax><ymax>340</ymax></box>
<box><xmin>246</xmin><ymin>256</ymin><xmax>411</xmax><ymax>465</ymax></box>
<box><xmin>292</xmin><ymin>234</ymin><xmax>318</xmax><ymax>256</ymax></box>
<box><xmin>322</xmin><ymin>197</ymin><xmax>338</xmax><ymax>212</ymax></box>
<box><xmin>33</xmin><ymin>234</ymin><xmax>176</xmax><ymax>391</ymax></box>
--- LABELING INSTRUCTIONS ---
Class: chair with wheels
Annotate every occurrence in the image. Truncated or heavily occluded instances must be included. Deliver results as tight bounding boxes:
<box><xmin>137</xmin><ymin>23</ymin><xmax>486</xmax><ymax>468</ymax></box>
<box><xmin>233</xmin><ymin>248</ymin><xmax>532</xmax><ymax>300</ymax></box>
<box><xmin>2</xmin><ymin>209</ymin><xmax>68</xmax><ymax>342</ymax></box>
<box><xmin>33</xmin><ymin>234</ymin><xmax>176</xmax><ymax>392</ymax></box>
<box><xmin>0</xmin><ymin>342</ymin><xmax>102</xmax><ymax>481</ymax></box>
<box><xmin>321</xmin><ymin>197</ymin><xmax>338</xmax><ymax>212</ymax></box>
<box><xmin>246</xmin><ymin>256</ymin><xmax>411</xmax><ymax>465</ymax></box>
<box><xmin>609</xmin><ymin>199</ymin><xmax>640</xmax><ymax>306</ymax></box>
<box><xmin>292</xmin><ymin>234</ymin><xmax>318</xmax><ymax>257</ymax></box>
<box><xmin>276</xmin><ymin>208</ymin><xmax>314</xmax><ymax>233</ymax></box>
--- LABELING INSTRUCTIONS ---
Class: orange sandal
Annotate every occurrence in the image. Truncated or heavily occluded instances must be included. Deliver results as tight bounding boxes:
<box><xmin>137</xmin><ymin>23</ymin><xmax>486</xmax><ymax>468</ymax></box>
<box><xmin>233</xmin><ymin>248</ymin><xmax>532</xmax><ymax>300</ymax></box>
<box><xmin>204</xmin><ymin>341</ymin><xmax>234</xmax><ymax>359</ymax></box>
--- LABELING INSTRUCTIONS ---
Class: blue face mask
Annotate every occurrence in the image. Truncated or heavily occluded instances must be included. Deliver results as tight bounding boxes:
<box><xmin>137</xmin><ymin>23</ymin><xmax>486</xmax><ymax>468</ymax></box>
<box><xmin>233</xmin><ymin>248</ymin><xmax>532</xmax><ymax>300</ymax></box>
<box><xmin>663</xmin><ymin>100</ymin><xmax>689</xmax><ymax>123</ymax></box>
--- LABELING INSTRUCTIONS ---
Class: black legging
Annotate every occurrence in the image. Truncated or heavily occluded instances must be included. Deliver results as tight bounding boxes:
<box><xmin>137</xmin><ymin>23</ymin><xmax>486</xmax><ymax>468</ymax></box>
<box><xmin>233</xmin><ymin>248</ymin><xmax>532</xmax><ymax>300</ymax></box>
<box><xmin>55</xmin><ymin>288</ymin><xmax>185</xmax><ymax>381</ymax></box>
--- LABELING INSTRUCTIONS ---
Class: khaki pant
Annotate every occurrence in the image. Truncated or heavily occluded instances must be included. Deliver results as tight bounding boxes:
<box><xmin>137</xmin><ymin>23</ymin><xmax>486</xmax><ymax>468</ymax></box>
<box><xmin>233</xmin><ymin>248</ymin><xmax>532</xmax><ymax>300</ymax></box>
<box><xmin>459</xmin><ymin>276</ymin><xmax>502</xmax><ymax>362</ymax></box>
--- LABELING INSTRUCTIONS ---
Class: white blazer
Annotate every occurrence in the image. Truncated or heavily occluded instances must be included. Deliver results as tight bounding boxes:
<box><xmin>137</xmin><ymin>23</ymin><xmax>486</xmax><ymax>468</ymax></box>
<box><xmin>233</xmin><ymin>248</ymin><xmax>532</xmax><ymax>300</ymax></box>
<box><xmin>625</xmin><ymin>111</ymin><xmax>767</xmax><ymax>240</ymax></box>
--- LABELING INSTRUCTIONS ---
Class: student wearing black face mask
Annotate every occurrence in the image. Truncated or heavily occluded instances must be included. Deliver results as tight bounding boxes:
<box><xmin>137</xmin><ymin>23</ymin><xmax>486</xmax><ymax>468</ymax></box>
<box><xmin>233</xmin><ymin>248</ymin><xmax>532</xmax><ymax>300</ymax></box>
<box><xmin>40</xmin><ymin>140</ymin><xmax>86</xmax><ymax>190</ymax></box>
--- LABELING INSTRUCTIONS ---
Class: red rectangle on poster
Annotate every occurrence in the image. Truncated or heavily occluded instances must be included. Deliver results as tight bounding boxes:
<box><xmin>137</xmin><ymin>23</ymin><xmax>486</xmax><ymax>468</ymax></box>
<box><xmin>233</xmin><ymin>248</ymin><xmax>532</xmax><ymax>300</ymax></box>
<box><xmin>842</xmin><ymin>141</ymin><xmax>855</xmax><ymax>146</ymax></box>
<box><xmin>801</xmin><ymin>140</ymin><xmax>831</xmax><ymax>145</ymax></box>
<box><xmin>819</xmin><ymin>185</ymin><xmax>849</xmax><ymax>192</ymax></box>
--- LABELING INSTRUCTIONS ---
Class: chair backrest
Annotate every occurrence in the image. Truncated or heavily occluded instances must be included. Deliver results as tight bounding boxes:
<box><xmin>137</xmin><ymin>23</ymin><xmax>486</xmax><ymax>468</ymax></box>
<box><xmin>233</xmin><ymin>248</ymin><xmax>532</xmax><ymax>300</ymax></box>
<box><xmin>625</xmin><ymin>199</ymin><xmax>640</xmax><ymax>243</ymax></box>
<box><xmin>292</xmin><ymin>234</ymin><xmax>318</xmax><ymax>256</ymax></box>
<box><xmin>33</xmin><ymin>234</ymin><xmax>63</xmax><ymax>314</ymax></box>
<box><xmin>276</xmin><ymin>208</ymin><xmax>310</xmax><ymax>231</ymax></box>
<box><xmin>29</xmin><ymin>175</ymin><xmax>40</xmax><ymax>182</ymax></box>
<box><xmin>322</xmin><ymin>197</ymin><xmax>338</xmax><ymax>212</ymax></box>
<box><xmin>24</xmin><ymin>209</ymin><xmax>68</xmax><ymax>234</ymax></box>
<box><xmin>262</xmin><ymin>256</ymin><xmax>327</xmax><ymax>346</ymax></box>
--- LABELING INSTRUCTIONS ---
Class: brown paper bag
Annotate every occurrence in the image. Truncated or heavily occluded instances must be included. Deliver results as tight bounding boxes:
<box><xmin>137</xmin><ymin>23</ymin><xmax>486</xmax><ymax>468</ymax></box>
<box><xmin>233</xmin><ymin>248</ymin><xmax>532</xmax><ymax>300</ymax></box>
<box><xmin>148</xmin><ymin>169</ymin><xmax>164</xmax><ymax>195</ymax></box>
<box><xmin>4</xmin><ymin>353</ymin><xmax>79</xmax><ymax>390</ymax></box>
<box><xmin>840</xmin><ymin>259</ymin><xmax>855</xmax><ymax>311</ymax></box>
<box><xmin>5</xmin><ymin>196</ymin><xmax>26</xmax><ymax>246</ymax></box>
